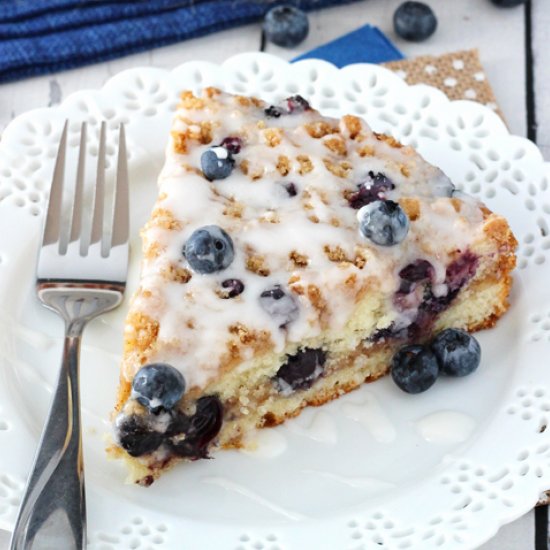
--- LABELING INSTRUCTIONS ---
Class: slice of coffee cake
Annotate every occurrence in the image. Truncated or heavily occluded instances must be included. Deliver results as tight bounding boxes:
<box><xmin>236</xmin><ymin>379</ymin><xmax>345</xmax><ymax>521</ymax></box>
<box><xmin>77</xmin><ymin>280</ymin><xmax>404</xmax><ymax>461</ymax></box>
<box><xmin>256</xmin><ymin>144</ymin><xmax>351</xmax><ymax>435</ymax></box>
<box><xmin>109</xmin><ymin>88</ymin><xmax>516</xmax><ymax>484</ymax></box>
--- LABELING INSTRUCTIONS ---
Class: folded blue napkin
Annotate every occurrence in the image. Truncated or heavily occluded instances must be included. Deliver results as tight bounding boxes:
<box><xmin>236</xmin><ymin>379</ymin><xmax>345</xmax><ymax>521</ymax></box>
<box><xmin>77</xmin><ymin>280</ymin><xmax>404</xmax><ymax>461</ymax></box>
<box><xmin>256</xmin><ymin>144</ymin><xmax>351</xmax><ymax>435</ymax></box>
<box><xmin>0</xmin><ymin>1</ymin><xmax>403</xmax><ymax>84</ymax></box>
<box><xmin>294</xmin><ymin>24</ymin><xmax>403</xmax><ymax>66</ymax></box>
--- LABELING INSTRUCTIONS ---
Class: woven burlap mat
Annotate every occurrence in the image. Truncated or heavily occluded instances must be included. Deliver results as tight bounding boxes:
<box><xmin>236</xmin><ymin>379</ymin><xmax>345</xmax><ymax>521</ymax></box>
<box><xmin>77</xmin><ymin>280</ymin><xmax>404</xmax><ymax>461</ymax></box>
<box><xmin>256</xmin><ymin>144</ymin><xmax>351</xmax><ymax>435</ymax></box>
<box><xmin>383</xmin><ymin>49</ymin><xmax>504</xmax><ymax>122</ymax></box>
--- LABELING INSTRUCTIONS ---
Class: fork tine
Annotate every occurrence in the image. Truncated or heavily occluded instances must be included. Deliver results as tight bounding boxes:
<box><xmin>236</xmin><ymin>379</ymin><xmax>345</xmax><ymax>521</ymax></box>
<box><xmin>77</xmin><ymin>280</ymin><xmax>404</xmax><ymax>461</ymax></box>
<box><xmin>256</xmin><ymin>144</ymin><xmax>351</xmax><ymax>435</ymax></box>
<box><xmin>42</xmin><ymin>120</ymin><xmax>68</xmax><ymax>247</ymax></box>
<box><xmin>69</xmin><ymin>122</ymin><xmax>87</xmax><ymax>251</ymax></box>
<box><xmin>109</xmin><ymin>123</ymin><xmax>129</xmax><ymax>251</ymax></box>
<box><xmin>90</xmin><ymin>121</ymin><xmax>106</xmax><ymax>247</ymax></box>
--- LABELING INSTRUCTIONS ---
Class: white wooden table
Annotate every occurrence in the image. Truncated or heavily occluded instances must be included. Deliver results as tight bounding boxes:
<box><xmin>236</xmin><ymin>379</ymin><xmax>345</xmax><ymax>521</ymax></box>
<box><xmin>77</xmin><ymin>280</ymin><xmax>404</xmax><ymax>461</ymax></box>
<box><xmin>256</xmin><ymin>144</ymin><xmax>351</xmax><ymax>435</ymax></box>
<box><xmin>1</xmin><ymin>1</ymin><xmax>548</xmax><ymax>548</ymax></box>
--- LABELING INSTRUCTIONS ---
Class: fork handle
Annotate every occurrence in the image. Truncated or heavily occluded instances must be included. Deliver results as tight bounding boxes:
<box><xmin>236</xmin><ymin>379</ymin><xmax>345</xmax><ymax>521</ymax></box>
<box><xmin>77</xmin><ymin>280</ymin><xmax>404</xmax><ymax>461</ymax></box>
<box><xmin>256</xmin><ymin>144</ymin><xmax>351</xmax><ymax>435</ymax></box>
<box><xmin>10</xmin><ymin>322</ymin><xmax>86</xmax><ymax>550</ymax></box>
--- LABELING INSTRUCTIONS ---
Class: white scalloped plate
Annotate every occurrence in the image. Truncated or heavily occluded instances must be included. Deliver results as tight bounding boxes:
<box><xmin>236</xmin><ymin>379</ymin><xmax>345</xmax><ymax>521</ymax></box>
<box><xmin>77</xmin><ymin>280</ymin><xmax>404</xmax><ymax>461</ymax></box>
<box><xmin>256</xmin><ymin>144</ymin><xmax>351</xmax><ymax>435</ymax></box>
<box><xmin>1</xmin><ymin>53</ymin><xmax>549</xmax><ymax>550</ymax></box>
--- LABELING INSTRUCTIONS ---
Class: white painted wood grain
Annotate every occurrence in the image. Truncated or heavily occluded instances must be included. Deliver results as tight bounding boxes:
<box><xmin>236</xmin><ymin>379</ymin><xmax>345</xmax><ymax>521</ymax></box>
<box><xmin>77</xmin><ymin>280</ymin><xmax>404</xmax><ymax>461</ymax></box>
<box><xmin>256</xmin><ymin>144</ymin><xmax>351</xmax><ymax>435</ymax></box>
<box><xmin>532</xmin><ymin>0</ymin><xmax>550</xmax><ymax>159</ymax></box>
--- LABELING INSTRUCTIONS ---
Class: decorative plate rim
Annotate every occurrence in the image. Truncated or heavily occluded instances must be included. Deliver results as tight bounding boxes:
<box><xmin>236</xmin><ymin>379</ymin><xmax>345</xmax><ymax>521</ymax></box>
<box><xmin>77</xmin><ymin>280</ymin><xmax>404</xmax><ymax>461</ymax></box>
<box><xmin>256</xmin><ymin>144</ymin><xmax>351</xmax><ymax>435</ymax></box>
<box><xmin>0</xmin><ymin>52</ymin><xmax>549</xmax><ymax>550</ymax></box>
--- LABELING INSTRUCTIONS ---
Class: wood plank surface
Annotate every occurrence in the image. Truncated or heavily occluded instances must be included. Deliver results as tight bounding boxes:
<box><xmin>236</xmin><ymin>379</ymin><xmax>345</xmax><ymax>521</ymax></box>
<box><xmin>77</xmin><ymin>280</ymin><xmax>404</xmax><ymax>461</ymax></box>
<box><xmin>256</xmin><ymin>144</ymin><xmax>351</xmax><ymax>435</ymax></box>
<box><xmin>531</xmin><ymin>0</ymin><xmax>550</xmax><ymax>159</ymax></box>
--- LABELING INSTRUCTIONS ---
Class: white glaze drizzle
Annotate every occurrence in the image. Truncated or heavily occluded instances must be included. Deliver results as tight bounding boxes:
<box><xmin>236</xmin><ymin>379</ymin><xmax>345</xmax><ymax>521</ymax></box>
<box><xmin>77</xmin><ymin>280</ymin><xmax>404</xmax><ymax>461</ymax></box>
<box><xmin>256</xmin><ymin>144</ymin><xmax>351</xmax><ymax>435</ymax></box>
<box><xmin>415</xmin><ymin>411</ymin><xmax>476</xmax><ymax>444</ymax></box>
<box><xmin>340</xmin><ymin>392</ymin><xmax>397</xmax><ymax>443</ymax></box>
<box><xmin>286</xmin><ymin>410</ymin><xmax>338</xmax><ymax>444</ymax></box>
<box><xmin>125</xmin><ymin>90</ymin><xmax>487</xmax><ymax>390</ymax></box>
<box><xmin>239</xmin><ymin>429</ymin><xmax>288</xmax><ymax>458</ymax></box>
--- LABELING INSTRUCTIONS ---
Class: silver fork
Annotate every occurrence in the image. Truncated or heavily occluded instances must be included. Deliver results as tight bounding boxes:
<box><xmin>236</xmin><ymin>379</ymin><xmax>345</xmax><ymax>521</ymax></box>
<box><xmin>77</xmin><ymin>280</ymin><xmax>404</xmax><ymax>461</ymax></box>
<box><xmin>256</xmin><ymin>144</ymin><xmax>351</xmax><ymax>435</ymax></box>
<box><xmin>10</xmin><ymin>121</ymin><xmax>129</xmax><ymax>550</ymax></box>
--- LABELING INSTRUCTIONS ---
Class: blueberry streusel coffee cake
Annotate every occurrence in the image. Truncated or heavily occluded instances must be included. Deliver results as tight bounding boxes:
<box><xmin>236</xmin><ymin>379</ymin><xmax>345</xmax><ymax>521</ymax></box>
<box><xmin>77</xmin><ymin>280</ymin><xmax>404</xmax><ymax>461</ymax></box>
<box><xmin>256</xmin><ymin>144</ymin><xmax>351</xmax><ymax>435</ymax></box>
<box><xmin>109</xmin><ymin>88</ymin><xmax>517</xmax><ymax>484</ymax></box>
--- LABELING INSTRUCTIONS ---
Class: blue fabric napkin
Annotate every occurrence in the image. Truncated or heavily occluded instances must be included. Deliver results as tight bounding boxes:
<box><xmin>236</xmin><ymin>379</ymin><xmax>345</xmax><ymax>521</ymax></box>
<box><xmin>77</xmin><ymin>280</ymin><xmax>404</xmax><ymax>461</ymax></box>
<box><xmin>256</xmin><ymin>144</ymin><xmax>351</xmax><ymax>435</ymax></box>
<box><xmin>294</xmin><ymin>24</ymin><xmax>403</xmax><ymax>66</ymax></box>
<box><xmin>0</xmin><ymin>1</ymin><xmax>403</xmax><ymax>84</ymax></box>
<box><xmin>0</xmin><ymin>0</ymin><xmax>366</xmax><ymax>84</ymax></box>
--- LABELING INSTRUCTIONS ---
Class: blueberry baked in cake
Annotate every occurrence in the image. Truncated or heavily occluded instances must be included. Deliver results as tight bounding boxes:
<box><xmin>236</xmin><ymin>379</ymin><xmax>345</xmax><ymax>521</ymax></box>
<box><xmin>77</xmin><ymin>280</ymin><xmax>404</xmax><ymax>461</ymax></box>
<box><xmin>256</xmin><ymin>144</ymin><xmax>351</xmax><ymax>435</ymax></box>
<box><xmin>109</xmin><ymin>88</ymin><xmax>517</xmax><ymax>484</ymax></box>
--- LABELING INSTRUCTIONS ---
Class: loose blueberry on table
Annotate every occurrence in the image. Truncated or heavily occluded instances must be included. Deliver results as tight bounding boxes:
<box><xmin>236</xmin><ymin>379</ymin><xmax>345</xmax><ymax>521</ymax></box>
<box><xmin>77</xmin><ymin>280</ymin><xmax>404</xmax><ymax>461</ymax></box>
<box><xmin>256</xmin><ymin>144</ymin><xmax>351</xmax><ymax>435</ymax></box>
<box><xmin>358</xmin><ymin>199</ymin><xmax>409</xmax><ymax>246</ymax></box>
<box><xmin>184</xmin><ymin>225</ymin><xmax>235</xmax><ymax>274</ymax></box>
<box><xmin>391</xmin><ymin>344</ymin><xmax>440</xmax><ymax>394</ymax></box>
<box><xmin>131</xmin><ymin>363</ymin><xmax>186</xmax><ymax>414</ymax></box>
<box><xmin>431</xmin><ymin>328</ymin><xmax>481</xmax><ymax>376</ymax></box>
<box><xmin>263</xmin><ymin>5</ymin><xmax>309</xmax><ymax>48</ymax></box>
<box><xmin>200</xmin><ymin>145</ymin><xmax>235</xmax><ymax>180</ymax></box>
<box><xmin>393</xmin><ymin>1</ymin><xmax>438</xmax><ymax>42</ymax></box>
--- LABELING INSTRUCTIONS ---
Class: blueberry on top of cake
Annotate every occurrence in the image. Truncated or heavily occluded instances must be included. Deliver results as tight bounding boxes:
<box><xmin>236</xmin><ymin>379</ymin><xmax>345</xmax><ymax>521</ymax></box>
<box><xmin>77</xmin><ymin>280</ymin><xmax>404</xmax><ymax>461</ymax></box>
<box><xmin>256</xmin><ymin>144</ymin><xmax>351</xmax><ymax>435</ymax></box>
<box><xmin>109</xmin><ymin>88</ymin><xmax>517</xmax><ymax>484</ymax></box>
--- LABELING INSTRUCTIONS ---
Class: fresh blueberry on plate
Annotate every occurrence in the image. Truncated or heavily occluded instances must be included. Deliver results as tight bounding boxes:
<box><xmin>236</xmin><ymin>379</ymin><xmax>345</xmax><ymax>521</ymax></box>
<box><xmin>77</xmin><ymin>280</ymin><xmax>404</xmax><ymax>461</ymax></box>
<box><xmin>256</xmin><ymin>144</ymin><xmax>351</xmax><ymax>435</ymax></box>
<box><xmin>358</xmin><ymin>199</ymin><xmax>409</xmax><ymax>246</ymax></box>
<box><xmin>391</xmin><ymin>344</ymin><xmax>439</xmax><ymax>394</ymax></box>
<box><xmin>131</xmin><ymin>363</ymin><xmax>186</xmax><ymax>413</ymax></box>
<box><xmin>184</xmin><ymin>225</ymin><xmax>235</xmax><ymax>274</ymax></box>
<box><xmin>431</xmin><ymin>328</ymin><xmax>481</xmax><ymax>376</ymax></box>
<box><xmin>394</xmin><ymin>1</ymin><xmax>437</xmax><ymax>42</ymax></box>
<box><xmin>263</xmin><ymin>5</ymin><xmax>309</xmax><ymax>48</ymax></box>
